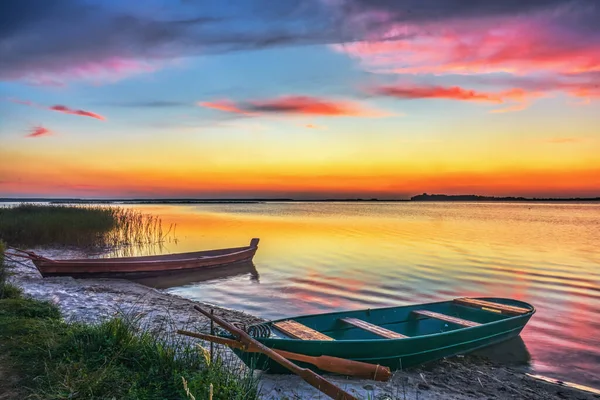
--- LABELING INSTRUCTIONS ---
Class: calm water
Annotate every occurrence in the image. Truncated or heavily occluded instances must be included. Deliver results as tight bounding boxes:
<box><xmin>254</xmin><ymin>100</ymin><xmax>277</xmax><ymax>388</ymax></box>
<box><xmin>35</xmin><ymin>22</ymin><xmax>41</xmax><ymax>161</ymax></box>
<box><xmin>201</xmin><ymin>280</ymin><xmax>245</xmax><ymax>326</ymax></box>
<box><xmin>129</xmin><ymin>202</ymin><xmax>599</xmax><ymax>386</ymax></box>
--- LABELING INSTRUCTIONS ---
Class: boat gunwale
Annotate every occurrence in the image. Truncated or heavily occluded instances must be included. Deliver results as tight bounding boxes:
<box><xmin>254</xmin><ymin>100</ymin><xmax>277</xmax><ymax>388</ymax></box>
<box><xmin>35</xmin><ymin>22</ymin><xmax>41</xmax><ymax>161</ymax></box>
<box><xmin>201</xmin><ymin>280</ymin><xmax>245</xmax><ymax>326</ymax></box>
<box><xmin>37</xmin><ymin>247</ymin><xmax>256</xmax><ymax>266</ymax></box>
<box><xmin>262</xmin><ymin>297</ymin><xmax>536</xmax><ymax>344</ymax></box>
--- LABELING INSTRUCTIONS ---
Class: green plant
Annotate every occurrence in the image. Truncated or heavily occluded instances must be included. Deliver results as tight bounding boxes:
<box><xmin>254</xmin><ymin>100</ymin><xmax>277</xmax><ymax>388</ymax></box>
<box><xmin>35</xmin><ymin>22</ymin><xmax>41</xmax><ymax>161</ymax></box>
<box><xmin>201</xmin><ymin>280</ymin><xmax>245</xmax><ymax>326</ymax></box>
<box><xmin>0</xmin><ymin>303</ymin><xmax>258</xmax><ymax>400</ymax></box>
<box><xmin>0</xmin><ymin>240</ymin><xmax>22</xmax><ymax>299</ymax></box>
<box><xmin>0</xmin><ymin>204</ymin><xmax>174</xmax><ymax>248</ymax></box>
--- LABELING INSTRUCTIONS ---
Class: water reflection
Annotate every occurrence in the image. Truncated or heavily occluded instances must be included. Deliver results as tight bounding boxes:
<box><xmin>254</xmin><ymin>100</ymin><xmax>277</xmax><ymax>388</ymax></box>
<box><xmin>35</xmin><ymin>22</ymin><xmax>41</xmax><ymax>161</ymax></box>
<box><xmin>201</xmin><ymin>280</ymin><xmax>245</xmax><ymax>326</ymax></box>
<box><xmin>131</xmin><ymin>261</ymin><xmax>259</xmax><ymax>289</ymax></box>
<box><xmin>115</xmin><ymin>202</ymin><xmax>599</xmax><ymax>387</ymax></box>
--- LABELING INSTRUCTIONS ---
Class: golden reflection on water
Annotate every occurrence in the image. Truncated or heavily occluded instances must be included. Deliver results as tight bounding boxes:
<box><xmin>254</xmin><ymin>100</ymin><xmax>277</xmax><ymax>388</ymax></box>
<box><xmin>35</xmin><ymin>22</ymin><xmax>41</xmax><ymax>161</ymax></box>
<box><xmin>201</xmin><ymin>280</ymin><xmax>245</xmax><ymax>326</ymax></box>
<box><xmin>121</xmin><ymin>202</ymin><xmax>599</xmax><ymax>386</ymax></box>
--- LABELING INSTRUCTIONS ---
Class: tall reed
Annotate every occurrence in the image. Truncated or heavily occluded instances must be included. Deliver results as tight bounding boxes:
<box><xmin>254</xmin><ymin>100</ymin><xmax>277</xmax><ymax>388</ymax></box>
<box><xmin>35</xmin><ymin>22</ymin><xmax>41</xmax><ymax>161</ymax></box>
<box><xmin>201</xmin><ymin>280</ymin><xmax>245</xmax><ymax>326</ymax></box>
<box><xmin>0</xmin><ymin>204</ymin><xmax>174</xmax><ymax>249</ymax></box>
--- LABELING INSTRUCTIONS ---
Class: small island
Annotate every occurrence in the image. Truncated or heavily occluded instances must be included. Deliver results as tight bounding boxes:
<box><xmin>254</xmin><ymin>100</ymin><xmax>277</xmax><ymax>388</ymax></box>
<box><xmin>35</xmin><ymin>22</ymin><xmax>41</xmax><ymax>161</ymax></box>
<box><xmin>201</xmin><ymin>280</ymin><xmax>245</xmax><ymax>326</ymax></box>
<box><xmin>410</xmin><ymin>193</ymin><xmax>600</xmax><ymax>202</ymax></box>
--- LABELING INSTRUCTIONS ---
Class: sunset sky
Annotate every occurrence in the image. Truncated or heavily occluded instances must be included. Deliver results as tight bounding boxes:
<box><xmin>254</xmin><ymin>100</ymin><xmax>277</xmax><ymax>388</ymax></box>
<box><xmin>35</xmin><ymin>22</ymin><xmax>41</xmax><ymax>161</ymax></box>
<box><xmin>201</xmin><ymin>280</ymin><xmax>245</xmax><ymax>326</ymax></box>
<box><xmin>1</xmin><ymin>0</ymin><xmax>599</xmax><ymax>199</ymax></box>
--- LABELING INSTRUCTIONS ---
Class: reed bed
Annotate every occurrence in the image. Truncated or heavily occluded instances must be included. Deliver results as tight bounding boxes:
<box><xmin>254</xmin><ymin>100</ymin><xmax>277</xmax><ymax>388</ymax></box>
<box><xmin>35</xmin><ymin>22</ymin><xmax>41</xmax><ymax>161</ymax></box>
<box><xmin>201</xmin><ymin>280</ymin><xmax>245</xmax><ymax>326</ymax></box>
<box><xmin>0</xmin><ymin>204</ymin><xmax>174</xmax><ymax>248</ymax></box>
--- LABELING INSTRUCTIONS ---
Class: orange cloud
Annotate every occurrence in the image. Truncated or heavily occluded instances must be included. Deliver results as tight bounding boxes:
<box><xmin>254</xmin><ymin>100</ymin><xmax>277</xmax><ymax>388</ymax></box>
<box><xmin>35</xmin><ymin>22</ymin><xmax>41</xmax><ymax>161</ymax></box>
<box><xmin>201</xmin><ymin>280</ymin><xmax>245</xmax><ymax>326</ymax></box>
<box><xmin>25</xmin><ymin>126</ymin><xmax>52</xmax><ymax>138</ymax></box>
<box><xmin>200</xmin><ymin>96</ymin><xmax>386</xmax><ymax>117</ymax></box>
<box><xmin>49</xmin><ymin>105</ymin><xmax>105</xmax><ymax>120</ymax></box>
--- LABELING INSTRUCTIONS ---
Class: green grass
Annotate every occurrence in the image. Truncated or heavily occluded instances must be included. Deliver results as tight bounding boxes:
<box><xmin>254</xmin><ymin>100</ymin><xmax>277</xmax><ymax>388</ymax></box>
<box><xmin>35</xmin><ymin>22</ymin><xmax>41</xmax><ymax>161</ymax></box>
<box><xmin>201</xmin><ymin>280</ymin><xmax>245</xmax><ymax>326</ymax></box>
<box><xmin>0</xmin><ymin>306</ymin><xmax>258</xmax><ymax>399</ymax></box>
<box><xmin>0</xmin><ymin>244</ymin><xmax>258</xmax><ymax>400</ymax></box>
<box><xmin>0</xmin><ymin>204</ymin><xmax>172</xmax><ymax>248</ymax></box>
<box><xmin>0</xmin><ymin>240</ymin><xmax>22</xmax><ymax>299</ymax></box>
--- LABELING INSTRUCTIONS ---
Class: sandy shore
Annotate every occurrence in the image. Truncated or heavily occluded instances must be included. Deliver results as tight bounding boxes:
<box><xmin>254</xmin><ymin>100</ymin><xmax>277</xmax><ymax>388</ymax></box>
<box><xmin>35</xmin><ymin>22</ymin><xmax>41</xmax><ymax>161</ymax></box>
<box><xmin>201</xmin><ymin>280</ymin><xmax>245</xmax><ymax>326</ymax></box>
<box><xmin>5</xmin><ymin>250</ymin><xmax>598</xmax><ymax>400</ymax></box>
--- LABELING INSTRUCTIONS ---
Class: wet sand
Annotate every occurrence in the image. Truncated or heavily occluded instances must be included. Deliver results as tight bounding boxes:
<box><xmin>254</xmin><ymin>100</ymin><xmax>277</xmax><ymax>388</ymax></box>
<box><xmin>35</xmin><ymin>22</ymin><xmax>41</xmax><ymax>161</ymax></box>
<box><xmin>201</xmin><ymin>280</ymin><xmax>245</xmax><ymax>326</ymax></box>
<box><xmin>5</xmin><ymin>250</ymin><xmax>599</xmax><ymax>400</ymax></box>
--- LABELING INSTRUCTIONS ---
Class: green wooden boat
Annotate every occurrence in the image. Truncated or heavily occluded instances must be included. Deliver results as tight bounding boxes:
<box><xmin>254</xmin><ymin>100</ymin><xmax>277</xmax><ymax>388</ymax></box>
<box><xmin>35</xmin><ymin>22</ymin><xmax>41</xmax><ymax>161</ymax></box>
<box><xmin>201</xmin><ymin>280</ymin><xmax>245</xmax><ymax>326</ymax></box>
<box><xmin>227</xmin><ymin>297</ymin><xmax>535</xmax><ymax>374</ymax></box>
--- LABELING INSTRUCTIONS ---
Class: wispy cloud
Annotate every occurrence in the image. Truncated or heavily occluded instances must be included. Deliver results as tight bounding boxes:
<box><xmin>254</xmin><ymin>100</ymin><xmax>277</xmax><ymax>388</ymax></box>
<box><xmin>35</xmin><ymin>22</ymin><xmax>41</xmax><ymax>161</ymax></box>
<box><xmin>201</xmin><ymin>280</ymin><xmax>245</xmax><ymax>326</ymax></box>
<box><xmin>371</xmin><ymin>84</ymin><xmax>539</xmax><ymax>112</ymax></box>
<box><xmin>199</xmin><ymin>96</ymin><xmax>387</xmax><ymax>117</ymax></box>
<box><xmin>198</xmin><ymin>100</ymin><xmax>251</xmax><ymax>115</ymax></box>
<box><xmin>25</xmin><ymin>126</ymin><xmax>52</xmax><ymax>138</ymax></box>
<box><xmin>8</xmin><ymin>98</ymin><xmax>106</xmax><ymax>120</ymax></box>
<box><xmin>49</xmin><ymin>105</ymin><xmax>105</xmax><ymax>120</ymax></box>
<box><xmin>372</xmin><ymin>85</ymin><xmax>515</xmax><ymax>103</ymax></box>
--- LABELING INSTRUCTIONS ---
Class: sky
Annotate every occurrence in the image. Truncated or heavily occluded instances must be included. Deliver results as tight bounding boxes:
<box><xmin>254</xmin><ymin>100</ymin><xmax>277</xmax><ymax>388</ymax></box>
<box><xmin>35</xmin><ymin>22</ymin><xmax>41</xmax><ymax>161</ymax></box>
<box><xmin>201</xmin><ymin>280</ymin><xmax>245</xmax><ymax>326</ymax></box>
<box><xmin>0</xmin><ymin>0</ymin><xmax>599</xmax><ymax>199</ymax></box>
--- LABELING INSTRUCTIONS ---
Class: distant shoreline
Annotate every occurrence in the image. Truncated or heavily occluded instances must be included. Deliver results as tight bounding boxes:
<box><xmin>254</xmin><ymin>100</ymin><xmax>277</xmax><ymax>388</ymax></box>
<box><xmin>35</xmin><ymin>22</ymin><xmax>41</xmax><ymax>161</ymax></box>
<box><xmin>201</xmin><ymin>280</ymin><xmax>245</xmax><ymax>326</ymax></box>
<box><xmin>1</xmin><ymin>195</ymin><xmax>599</xmax><ymax>204</ymax></box>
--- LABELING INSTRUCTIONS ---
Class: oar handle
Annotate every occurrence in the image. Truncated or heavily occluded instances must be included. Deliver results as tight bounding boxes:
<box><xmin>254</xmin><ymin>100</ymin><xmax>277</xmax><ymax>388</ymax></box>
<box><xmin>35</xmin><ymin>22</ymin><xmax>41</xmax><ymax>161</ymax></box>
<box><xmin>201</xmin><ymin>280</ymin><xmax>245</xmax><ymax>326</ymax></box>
<box><xmin>177</xmin><ymin>329</ymin><xmax>390</xmax><ymax>382</ymax></box>
<box><xmin>194</xmin><ymin>306</ymin><xmax>359</xmax><ymax>400</ymax></box>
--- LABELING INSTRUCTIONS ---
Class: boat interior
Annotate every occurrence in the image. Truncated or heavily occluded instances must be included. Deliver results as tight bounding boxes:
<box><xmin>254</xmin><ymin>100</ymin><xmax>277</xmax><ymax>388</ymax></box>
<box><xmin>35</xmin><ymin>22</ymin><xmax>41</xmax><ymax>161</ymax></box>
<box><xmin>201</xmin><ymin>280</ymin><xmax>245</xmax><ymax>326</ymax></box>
<box><xmin>267</xmin><ymin>297</ymin><xmax>533</xmax><ymax>341</ymax></box>
<box><xmin>56</xmin><ymin>239</ymin><xmax>259</xmax><ymax>263</ymax></box>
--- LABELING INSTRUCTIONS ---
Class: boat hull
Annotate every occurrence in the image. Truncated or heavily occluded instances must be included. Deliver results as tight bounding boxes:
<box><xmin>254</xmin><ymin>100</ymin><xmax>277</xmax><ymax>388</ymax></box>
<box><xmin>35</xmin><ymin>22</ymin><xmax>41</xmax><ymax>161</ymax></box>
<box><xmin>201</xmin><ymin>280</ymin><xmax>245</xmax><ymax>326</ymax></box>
<box><xmin>32</xmin><ymin>239</ymin><xmax>259</xmax><ymax>278</ymax></box>
<box><xmin>232</xmin><ymin>297</ymin><xmax>534</xmax><ymax>374</ymax></box>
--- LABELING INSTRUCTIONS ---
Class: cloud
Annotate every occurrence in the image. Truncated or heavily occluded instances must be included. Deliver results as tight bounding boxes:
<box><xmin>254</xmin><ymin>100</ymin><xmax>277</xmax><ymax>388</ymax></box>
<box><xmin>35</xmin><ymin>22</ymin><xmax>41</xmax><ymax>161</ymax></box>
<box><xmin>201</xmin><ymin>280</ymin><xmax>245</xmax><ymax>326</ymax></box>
<box><xmin>370</xmin><ymin>84</ymin><xmax>540</xmax><ymax>112</ymax></box>
<box><xmin>247</xmin><ymin>96</ymin><xmax>377</xmax><ymax>116</ymax></box>
<box><xmin>3</xmin><ymin>0</ymin><xmax>597</xmax><ymax>85</ymax></box>
<box><xmin>372</xmin><ymin>85</ymin><xmax>511</xmax><ymax>102</ymax></box>
<box><xmin>8</xmin><ymin>98</ymin><xmax>106</xmax><ymax>120</ymax></box>
<box><xmin>332</xmin><ymin>1</ymin><xmax>599</xmax><ymax>108</ymax></box>
<box><xmin>25</xmin><ymin>126</ymin><xmax>51</xmax><ymax>138</ymax></box>
<box><xmin>198</xmin><ymin>100</ymin><xmax>251</xmax><ymax>115</ymax></box>
<box><xmin>49</xmin><ymin>105</ymin><xmax>105</xmax><ymax>120</ymax></box>
<box><xmin>334</xmin><ymin>1</ymin><xmax>600</xmax><ymax>74</ymax></box>
<box><xmin>199</xmin><ymin>96</ymin><xmax>386</xmax><ymax>117</ymax></box>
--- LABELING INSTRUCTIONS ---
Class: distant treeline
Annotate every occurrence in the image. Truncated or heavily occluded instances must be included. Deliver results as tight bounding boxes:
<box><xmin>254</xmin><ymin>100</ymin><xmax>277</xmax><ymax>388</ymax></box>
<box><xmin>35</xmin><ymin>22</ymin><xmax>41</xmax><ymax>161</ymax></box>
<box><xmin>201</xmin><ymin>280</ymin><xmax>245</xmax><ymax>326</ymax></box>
<box><xmin>410</xmin><ymin>193</ymin><xmax>600</xmax><ymax>202</ymax></box>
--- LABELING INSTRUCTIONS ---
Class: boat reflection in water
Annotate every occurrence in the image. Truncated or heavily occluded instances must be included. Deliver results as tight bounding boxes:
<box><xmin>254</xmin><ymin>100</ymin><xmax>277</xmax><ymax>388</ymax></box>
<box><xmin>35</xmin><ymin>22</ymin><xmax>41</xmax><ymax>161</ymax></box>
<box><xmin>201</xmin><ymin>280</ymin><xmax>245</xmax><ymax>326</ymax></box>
<box><xmin>473</xmin><ymin>336</ymin><xmax>531</xmax><ymax>366</ymax></box>
<box><xmin>130</xmin><ymin>261</ymin><xmax>259</xmax><ymax>289</ymax></box>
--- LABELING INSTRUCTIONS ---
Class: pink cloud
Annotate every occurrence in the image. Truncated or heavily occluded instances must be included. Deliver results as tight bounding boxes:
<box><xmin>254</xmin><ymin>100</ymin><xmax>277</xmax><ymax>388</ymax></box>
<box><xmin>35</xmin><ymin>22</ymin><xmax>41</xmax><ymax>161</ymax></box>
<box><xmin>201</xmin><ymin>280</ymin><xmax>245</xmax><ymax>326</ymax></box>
<box><xmin>11</xmin><ymin>57</ymin><xmax>163</xmax><ymax>86</ymax></box>
<box><xmin>371</xmin><ymin>84</ymin><xmax>542</xmax><ymax>112</ymax></box>
<box><xmin>8</xmin><ymin>98</ymin><xmax>106</xmax><ymax>121</ymax></box>
<box><xmin>49</xmin><ymin>105</ymin><xmax>105</xmax><ymax>120</ymax></box>
<box><xmin>198</xmin><ymin>100</ymin><xmax>251</xmax><ymax>115</ymax></box>
<box><xmin>200</xmin><ymin>96</ymin><xmax>388</xmax><ymax>117</ymax></box>
<box><xmin>26</xmin><ymin>126</ymin><xmax>52</xmax><ymax>138</ymax></box>
<box><xmin>334</xmin><ymin>16</ymin><xmax>600</xmax><ymax>76</ymax></box>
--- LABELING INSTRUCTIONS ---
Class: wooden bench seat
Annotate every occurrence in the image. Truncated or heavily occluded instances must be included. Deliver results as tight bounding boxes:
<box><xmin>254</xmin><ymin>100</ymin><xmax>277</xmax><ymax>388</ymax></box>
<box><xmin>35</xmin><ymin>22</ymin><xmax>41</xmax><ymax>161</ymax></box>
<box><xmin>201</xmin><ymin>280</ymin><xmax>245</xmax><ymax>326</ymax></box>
<box><xmin>340</xmin><ymin>318</ymin><xmax>408</xmax><ymax>339</ymax></box>
<box><xmin>273</xmin><ymin>320</ymin><xmax>334</xmax><ymax>341</ymax></box>
<box><xmin>412</xmin><ymin>310</ymin><xmax>481</xmax><ymax>327</ymax></box>
<box><xmin>454</xmin><ymin>298</ymin><xmax>530</xmax><ymax>316</ymax></box>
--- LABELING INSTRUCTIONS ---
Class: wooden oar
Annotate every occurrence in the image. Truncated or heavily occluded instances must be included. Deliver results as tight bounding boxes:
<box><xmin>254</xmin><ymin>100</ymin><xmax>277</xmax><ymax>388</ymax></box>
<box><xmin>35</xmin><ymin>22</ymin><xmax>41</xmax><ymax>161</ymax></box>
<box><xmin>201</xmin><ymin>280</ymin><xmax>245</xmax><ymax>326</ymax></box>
<box><xmin>193</xmin><ymin>306</ymin><xmax>359</xmax><ymax>400</ymax></box>
<box><xmin>177</xmin><ymin>329</ymin><xmax>391</xmax><ymax>382</ymax></box>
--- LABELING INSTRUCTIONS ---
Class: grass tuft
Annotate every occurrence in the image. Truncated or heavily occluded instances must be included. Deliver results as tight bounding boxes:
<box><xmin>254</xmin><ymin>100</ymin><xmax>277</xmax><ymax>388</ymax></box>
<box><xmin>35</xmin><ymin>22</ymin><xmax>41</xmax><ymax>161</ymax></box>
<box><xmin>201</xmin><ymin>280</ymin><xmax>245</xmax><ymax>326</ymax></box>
<box><xmin>0</xmin><ymin>297</ymin><xmax>61</xmax><ymax>319</ymax></box>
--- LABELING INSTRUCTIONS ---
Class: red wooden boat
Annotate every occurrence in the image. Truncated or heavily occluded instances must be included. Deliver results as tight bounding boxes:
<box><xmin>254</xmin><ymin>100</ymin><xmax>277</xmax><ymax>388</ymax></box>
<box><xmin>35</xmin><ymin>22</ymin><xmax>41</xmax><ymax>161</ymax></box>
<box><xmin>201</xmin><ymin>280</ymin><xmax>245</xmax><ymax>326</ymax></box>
<box><xmin>27</xmin><ymin>238</ymin><xmax>260</xmax><ymax>278</ymax></box>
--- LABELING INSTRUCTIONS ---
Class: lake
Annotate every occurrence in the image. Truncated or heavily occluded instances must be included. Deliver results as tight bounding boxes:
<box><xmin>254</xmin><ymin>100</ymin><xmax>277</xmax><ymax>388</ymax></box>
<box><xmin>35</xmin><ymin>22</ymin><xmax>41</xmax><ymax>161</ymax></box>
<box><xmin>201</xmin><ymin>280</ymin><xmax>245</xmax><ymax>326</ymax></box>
<box><xmin>127</xmin><ymin>202</ymin><xmax>599</xmax><ymax>387</ymax></box>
